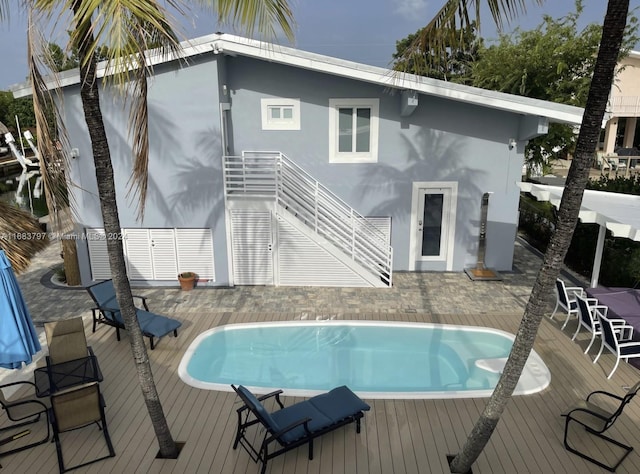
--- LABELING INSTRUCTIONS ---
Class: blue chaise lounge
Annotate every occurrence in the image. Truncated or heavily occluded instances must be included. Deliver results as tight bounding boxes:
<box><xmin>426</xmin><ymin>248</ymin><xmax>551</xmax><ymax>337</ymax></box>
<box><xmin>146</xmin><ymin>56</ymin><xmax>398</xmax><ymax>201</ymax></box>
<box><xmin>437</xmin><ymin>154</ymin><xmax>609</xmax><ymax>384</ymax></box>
<box><xmin>86</xmin><ymin>279</ymin><xmax>181</xmax><ymax>350</ymax></box>
<box><xmin>232</xmin><ymin>384</ymin><xmax>370</xmax><ymax>474</ymax></box>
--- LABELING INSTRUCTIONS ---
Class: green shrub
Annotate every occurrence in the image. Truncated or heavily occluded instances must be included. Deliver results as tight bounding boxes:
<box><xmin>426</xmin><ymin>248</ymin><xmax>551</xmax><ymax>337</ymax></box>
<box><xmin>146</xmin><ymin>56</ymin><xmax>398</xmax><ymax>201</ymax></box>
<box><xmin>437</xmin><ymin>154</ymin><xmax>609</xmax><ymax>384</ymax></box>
<box><xmin>54</xmin><ymin>265</ymin><xmax>66</xmax><ymax>284</ymax></box>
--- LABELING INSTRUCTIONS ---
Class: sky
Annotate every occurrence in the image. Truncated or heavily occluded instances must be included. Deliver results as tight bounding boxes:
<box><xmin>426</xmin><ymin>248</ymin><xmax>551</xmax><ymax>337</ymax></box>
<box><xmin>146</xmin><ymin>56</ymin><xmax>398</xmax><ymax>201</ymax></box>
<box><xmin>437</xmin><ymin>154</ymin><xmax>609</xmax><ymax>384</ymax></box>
<box><xmin>1</xmin><ymin>0</ymin><xmax>639</xmax><ymax>90</ymax></box>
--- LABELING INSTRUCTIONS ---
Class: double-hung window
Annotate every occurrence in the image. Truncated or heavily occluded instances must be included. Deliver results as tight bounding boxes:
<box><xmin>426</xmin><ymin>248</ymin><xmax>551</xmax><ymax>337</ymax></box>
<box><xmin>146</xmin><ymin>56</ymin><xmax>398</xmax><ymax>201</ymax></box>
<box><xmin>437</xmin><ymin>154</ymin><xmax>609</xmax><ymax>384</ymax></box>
<box><xmin>329</xmin><ymin>98</ymin><xmax>379</xmax><ymax>163</ymax></box>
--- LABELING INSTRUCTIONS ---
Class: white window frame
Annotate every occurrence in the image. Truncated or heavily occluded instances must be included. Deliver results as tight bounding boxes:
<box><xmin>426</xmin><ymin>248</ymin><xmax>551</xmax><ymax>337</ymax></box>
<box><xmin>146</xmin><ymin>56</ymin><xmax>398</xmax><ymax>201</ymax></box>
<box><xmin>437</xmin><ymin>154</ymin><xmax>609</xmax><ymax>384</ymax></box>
<box><xmin>261</xmin><ymin>98</ymin><xmax>300</xmax><ymax>130</ymax></box>
<box><xmin>409</xmin><ymin>182</ymin><xmax>458</xmax><ymax>271</ymax></box>
<box><xmin>329</xmin><ymin>98</ymin><xmax>379</xmax><ymax>163</ymax></box>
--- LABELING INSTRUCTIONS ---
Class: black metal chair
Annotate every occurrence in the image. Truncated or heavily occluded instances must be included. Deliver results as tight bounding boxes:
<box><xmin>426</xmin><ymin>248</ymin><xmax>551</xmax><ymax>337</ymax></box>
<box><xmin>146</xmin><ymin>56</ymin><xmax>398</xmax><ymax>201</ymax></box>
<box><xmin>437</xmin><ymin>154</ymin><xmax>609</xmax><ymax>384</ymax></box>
<box><xmin>0</xmin><ymin>381</ymin><xmax>50</xmax><ymax>457</ymax></box>
<box><xmin>50</xmin><ymin>382</ymin><xmax>115</xmax><ymax>473</ymax></box>
<box><xmin>562</xmin><ymin>381</ymin><xmax>640</xmax><ymax>472</ymax></box>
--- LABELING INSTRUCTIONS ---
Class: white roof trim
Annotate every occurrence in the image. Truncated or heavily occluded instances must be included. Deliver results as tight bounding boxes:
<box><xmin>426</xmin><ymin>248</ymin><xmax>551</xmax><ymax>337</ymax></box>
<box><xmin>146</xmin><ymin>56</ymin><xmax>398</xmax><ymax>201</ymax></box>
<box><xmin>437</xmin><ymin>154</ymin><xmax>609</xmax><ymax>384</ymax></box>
<box><xmin>11</xmin><ymin>33</ymin><xmax>584</xmax><ymax>124</ymax></box>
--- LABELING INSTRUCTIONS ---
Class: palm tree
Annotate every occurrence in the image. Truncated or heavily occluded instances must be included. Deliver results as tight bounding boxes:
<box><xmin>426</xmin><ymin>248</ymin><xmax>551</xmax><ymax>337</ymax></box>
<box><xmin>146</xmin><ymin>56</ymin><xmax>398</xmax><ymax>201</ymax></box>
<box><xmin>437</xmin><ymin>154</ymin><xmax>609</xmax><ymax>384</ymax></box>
<box><xmin>395</xmin><ymin>1</ymin><xmax>630</xmax><ymax>472</ymax></box>
<box><xmin>24</xmin><ymin>0</ymin><xmax>294</xmax><ymax>459</ymax></box>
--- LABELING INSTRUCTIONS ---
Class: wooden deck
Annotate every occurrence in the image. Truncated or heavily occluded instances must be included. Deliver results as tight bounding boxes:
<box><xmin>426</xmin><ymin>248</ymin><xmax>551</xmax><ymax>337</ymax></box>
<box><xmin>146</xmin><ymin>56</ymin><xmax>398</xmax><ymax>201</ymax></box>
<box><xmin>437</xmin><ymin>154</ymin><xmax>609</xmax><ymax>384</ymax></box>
<box><xmin>2</xmin><ymin>310</ymin><xmax>640</xmax><ymax>473</ymax></box>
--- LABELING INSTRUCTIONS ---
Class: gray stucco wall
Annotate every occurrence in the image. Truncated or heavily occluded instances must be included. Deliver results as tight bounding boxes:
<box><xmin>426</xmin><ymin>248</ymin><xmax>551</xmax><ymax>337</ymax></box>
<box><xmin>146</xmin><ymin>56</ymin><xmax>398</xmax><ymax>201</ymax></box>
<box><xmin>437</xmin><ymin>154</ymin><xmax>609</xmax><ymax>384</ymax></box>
<box><xmin>62</xmin><ymin>49</ymin><xmax>537</xmax><ymax>284</ymax></box>
<box><xmin>63</xmin><ymin>55</ymin><xmax>230</xmax><ymax>285</ymax></box>
<box><xmin>223</xmin><ymin>56</ymin><xmax>524</xmax><ymax>271</ymax></box>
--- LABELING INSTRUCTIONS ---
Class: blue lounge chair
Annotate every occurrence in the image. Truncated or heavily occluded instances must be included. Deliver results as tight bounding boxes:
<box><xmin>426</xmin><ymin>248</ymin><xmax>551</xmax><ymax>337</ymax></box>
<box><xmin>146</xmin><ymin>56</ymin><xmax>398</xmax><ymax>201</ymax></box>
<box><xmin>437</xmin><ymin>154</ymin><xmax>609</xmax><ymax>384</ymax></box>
<box><xmin>232</xmin><ymin>385</ymin><xmax>370</xmax><ymax>474</ymax></box>
<box><xmin>86</xmin><ymin>280</ymin><xmax>181</xmax><ymax>350</ymax></box>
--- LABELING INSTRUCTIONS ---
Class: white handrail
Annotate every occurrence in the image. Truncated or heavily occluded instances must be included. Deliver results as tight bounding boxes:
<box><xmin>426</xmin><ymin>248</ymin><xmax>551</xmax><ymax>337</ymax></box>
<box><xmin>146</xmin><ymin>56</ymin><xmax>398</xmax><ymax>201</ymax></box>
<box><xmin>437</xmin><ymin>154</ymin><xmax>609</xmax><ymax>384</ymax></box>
<box><xmin>224</xmin><ymin>151</ymin><xmax>392</xmax><ymax>286</ymax></box>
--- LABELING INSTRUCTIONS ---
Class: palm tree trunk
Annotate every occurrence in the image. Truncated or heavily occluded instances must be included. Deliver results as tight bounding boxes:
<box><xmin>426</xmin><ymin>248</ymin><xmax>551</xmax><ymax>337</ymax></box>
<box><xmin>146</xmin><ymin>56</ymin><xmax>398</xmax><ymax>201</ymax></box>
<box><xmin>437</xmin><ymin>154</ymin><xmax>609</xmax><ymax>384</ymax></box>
<box><xmin>450</xmin><ymin>1</ymin><xmax>629</xmax><ymax>472</ymax></box>
<box><xmin>73</xmin><ymin>5</ymin><xmax>178</xmax><ymax>460</ymax></box>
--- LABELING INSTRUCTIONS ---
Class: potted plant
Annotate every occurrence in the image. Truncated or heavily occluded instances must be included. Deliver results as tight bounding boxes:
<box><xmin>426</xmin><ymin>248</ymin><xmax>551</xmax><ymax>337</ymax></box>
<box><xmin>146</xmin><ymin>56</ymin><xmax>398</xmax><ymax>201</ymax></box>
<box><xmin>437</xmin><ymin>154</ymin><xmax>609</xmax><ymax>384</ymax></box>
<box><xmin>178</xmin><ymin>272</ymin><xmax>196</xmax><ymax>291</ymax></box>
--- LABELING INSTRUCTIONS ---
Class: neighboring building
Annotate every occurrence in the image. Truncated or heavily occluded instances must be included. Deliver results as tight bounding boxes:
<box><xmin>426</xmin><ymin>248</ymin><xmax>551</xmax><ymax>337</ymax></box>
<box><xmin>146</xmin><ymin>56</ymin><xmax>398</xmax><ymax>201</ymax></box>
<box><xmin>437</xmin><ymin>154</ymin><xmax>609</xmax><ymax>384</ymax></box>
<box><xmin>602</xmin><ymin>50</ymin><xmax>640</xmax><ymax>153</ymax></box>
<box><xmin>13</xmin><ymin>34</ymin><xmax>583</xmax><ymax>288</ymax></box>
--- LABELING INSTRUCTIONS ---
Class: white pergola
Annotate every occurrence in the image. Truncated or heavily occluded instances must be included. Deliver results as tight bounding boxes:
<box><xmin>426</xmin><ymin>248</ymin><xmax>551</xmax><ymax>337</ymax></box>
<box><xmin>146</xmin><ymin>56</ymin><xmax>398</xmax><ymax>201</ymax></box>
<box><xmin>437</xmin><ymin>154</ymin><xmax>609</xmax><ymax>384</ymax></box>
<box><xmin>519</xmin><ymin>182</ymin><xmax>640</xmax><ymax>287</ymax></box>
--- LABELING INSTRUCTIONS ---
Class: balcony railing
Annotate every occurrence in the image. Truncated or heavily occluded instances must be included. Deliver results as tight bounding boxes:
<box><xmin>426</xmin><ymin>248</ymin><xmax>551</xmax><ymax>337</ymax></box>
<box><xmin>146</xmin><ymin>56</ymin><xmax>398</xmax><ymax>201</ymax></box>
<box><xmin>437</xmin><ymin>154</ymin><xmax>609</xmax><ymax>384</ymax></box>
<box><xmin>609</xmin><ymin>96</ymin><xmax>640</xmax><ymax>117</ymax></box>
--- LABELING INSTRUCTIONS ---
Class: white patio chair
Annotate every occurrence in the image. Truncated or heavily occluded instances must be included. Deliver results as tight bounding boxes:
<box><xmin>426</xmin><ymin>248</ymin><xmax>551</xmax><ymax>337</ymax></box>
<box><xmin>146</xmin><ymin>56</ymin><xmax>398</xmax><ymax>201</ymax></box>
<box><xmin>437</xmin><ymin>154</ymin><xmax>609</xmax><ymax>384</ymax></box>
<box><xmin>573</xmin><ymin>295</ymin><xmax>628</xmax><ymax>354</ymax></box>
<box><xmin>551</xmin><ymin>278</ymin><xmax>584</xmax><ymax>330</ymax></box>
<box><xmin>608</xmin><ymin>155</ymin><xmax>627</xmax><ymax>176</ymax></box>
<box><xmin>595</xmin><ymin>151</ymin><xmax>609</xmax><ymax>173</ymax></box>
<box><xmin>593</xmin><ymin>312</ymin><xmax>639</xmax><ymax>379</ymax></box>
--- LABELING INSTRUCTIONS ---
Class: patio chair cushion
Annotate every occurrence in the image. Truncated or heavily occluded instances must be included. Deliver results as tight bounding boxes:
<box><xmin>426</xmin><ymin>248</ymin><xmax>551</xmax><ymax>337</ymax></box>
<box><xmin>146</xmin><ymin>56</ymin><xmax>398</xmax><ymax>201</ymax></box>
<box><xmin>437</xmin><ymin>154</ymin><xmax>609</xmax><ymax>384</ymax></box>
<box><xmin>271</xmin><ymin>401</ymin><xmax>332</xmax><ymax>443</ymax></box>
<box><xmin>307</xmin><ymin>385</ymin><xmax>371</xmax><ymax>422</ymax></box>
<box><xmin>135</xmin><ymin>310</ymin><xmax>182</xmax><ymax>339</ymax></box>
<box><xmin>272</xmin><ymin>386</ymin><xmax>370</xmax><ymax>443</ymax></box>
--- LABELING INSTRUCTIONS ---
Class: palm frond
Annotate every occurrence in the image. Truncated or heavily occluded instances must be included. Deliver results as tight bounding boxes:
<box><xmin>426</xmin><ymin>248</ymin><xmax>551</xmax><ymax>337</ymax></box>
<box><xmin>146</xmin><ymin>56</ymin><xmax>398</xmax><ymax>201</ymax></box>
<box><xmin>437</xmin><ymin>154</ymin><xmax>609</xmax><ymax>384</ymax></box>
<box><xmin>397</xmin><ymin>0</ymin><xmax>541</xmax><ymax>76</ymax></box>
<box><xmin>0</xmin><ymin>202</ymin><xmax>49</xmax><ymax>274</ymax></box>
<box><xmin>206</xmin><ymin>0</ymin><xmax>295</xmax><ymax>41</ymax></box>
<box><xmin>26</xmin><ymin>10</ymin><xmax>75</xmax><ymax>238</ymax></box>
<box><xmin>124</xmin><ymin>16</ymin><xmax>151</xmax><ymax>221</ymax></box>
<box><xmin>0</xmin><ymin>0</ymin><xmax>9</xmax><ymax>22</ymax></box>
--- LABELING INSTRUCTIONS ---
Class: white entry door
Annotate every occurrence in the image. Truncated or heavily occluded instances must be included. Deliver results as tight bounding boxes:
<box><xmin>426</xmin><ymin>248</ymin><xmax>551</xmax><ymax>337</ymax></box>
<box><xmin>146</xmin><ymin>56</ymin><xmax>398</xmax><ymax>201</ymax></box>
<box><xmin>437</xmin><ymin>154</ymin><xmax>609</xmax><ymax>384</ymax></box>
<box><xmin>410</xmin><ymin>182</ymin><xmax>457</xmax><ymax>271</ymax></box>
<box><xmin>230</xmin><ymin>209</ymin><xmax>274</xmax><ymax>285</ymax></box>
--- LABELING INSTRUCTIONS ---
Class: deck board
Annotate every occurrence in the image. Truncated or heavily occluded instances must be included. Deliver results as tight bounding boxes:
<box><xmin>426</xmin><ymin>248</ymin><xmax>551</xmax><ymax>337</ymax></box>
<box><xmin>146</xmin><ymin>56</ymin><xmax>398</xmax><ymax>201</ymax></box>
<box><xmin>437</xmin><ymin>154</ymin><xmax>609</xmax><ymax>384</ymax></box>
<box><xmin>3</xmin><ymin>310</ymin><xmax>640</xmax><ymax>473</ymax></box>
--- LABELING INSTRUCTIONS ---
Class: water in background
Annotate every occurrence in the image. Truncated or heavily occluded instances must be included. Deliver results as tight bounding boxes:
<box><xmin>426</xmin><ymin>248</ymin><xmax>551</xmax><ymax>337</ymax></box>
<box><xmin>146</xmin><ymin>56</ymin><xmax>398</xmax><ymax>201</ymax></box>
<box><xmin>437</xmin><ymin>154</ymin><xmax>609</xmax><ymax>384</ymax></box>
<box><xmin>0</xmin><ymin>171</ymin><xmax>47</xmax><ymax>218</ymax></box>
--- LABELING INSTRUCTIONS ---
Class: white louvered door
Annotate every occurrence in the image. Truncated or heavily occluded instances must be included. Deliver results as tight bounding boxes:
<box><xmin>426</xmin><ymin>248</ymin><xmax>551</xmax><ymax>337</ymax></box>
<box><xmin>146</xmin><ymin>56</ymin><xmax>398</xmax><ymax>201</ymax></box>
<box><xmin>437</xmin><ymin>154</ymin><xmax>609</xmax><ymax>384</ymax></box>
<box><xmin>123</xmin><ymin>229</ymin><xmax>154</xmax><ymax>279</ymax></box>
<box><xmin>230</xmin><ymin>209</ymin><xmax>274</xmax><ymax>285</ymax></box>
<box><xmin>150</xmin><ymin>229</ymin><xmax>179</xmax><ymax>279</ymax></box>
<box><xmin>86</xmin><ymin>229</ymin><xmax>111</xmax><ymax>280</ymax></box>
<box><xmin>86</xmin><ymin>227</ymin><xmax>214</xmax><ymax>282</ymax></box>
<box><xmin>176</xmin><ymin>229</ymin><xmax>215</xmax><ymax>280</ymax></box>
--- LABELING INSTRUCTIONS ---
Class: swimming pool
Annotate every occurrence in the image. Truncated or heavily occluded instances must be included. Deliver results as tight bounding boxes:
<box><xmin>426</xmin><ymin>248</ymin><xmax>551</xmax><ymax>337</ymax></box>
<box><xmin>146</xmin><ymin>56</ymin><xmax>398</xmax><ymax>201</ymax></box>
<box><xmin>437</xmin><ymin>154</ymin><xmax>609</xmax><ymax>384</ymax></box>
<box><xmin>178</xmin><ymin>321</ymin><xmax>550</xmax><ymax>399</ymax></box>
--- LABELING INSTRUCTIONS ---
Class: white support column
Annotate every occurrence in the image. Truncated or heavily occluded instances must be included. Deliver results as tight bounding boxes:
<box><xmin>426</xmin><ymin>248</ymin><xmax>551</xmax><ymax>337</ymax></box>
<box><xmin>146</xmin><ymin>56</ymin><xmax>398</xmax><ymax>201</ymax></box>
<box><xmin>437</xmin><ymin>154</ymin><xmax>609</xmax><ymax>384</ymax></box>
<box><xmin>624</xmin><ymin>117</ymin><xmax>637</xmax><ymax>148</ymax></box>
<box><xmin>590</xmin><ymin>225</ymin><xmax>607</xmax><ymax>288</ymax></box>
<box><xmin>603</xmin><ymin>118</ymin><xmax>619</xmax><ymax>154</ymax></box>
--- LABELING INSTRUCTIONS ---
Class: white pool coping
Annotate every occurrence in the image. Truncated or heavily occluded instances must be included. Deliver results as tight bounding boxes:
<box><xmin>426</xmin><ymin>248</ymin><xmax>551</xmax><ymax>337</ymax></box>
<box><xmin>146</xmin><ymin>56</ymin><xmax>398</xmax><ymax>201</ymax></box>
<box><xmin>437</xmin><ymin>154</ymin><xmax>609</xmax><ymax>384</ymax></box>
<box><xmin>178</xmin><ymin>320</ymin><xmax>551</xmax><ymax>399</ymax></box>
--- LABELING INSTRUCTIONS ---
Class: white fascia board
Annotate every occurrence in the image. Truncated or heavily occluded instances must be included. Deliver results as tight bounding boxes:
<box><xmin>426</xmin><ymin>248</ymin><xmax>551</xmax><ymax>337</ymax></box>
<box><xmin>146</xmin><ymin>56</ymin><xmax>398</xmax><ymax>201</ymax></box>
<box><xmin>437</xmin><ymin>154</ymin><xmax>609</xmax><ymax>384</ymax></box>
<box><xmin>11</xmin><ymin>32</ymin><xmax>584</xmax><ymax>125</ymax></box>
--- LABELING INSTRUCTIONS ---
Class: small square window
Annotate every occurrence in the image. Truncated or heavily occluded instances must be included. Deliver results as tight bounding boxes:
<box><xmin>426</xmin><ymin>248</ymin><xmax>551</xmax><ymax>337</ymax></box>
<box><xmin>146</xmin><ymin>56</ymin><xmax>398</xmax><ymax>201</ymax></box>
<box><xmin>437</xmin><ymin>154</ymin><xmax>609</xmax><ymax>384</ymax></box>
<box><xmin>261</xmin><ymin>98</ymin><xmax>301</xmax><ymax>130</ymax></box>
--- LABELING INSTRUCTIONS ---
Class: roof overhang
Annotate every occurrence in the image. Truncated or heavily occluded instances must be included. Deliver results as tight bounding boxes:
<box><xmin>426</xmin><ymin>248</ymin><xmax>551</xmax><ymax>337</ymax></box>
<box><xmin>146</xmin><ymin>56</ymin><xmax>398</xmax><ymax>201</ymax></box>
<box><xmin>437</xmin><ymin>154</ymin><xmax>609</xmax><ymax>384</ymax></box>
<box><xmin>11</xmin><ymin>34</ymin><xmax>584</xmax><ymax>125</ymax></box>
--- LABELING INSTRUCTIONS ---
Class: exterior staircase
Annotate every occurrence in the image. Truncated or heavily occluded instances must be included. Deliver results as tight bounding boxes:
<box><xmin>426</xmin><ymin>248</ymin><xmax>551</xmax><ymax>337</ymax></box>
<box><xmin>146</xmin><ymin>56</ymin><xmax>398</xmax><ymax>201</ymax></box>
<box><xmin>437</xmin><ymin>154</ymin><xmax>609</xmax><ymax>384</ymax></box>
<box><xmin>223</xmin><ymin>151</ymin><xmax>392</xmax><ymax>287</ymax></box>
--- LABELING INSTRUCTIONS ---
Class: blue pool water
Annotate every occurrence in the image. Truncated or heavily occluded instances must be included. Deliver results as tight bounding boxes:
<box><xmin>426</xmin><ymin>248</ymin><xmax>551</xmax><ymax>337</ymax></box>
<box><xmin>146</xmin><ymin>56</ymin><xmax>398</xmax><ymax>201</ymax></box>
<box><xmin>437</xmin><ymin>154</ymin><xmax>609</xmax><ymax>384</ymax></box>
<box><xmin>178</xmin><ymin>321</ymin><xmax>550</xmax><ymax>399</ymax></box>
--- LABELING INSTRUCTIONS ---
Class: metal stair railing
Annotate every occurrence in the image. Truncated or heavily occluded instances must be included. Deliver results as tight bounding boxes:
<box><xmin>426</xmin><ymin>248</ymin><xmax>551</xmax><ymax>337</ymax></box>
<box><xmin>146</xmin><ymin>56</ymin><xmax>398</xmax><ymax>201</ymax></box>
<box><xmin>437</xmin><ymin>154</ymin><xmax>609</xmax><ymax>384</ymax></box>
<box><xmin>224</xmin><ymin>151</ymin><xmax>392</xmax><ymax>286</ymax></box>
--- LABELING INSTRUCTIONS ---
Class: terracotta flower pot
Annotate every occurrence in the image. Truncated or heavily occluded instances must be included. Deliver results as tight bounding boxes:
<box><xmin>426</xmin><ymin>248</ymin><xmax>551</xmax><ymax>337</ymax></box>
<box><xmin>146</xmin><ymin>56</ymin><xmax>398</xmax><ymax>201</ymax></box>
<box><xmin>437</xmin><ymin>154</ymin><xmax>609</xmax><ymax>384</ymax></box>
<box><xmin>178</xmin><ymin>272</ymin><xmax>196</xmax><ymax>291</ymax></box>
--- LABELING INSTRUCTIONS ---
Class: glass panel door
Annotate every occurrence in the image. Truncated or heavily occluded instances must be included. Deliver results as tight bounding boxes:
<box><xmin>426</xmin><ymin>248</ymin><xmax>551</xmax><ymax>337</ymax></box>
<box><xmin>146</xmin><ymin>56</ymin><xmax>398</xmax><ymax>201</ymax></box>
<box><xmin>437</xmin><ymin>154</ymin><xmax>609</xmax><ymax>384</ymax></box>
<box><xmin>420</xmin><ymin>193</ymin><xmax>444</xmax><ymax>257</ymax></box>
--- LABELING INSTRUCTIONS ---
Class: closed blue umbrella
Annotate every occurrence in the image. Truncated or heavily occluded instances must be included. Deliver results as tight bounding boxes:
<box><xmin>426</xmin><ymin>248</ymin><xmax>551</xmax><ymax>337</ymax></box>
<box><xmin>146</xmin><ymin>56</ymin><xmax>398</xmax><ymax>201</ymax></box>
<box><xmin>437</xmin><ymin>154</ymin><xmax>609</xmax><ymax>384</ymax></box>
<box><xmin>0</xmin><ymin>249</ymin><xmax>41</xmax><ymax>369</ymax></box>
